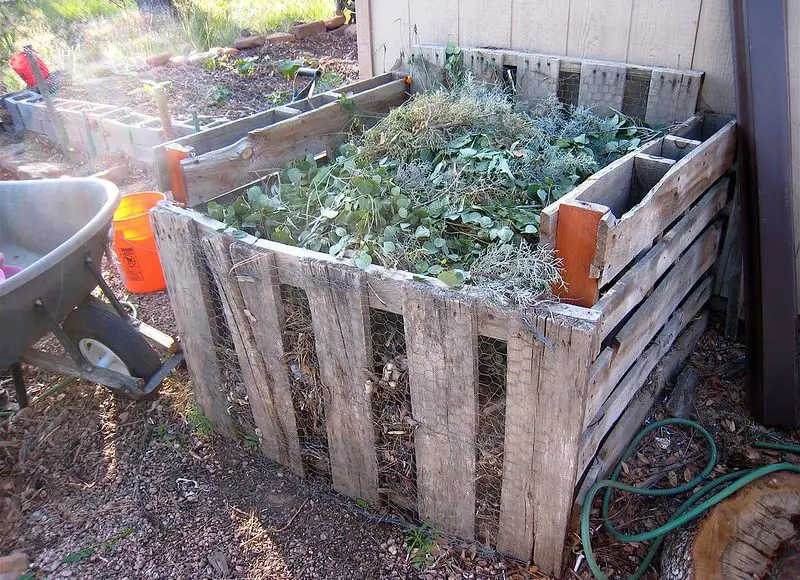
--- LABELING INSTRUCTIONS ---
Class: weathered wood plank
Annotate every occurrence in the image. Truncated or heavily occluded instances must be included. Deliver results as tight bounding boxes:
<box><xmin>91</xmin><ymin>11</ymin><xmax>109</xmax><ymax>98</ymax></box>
<box><xmin>645</xmin><ymin>68</ymin><xmax>704</xmax><ymax>127</ymax></box>
<box><xmin>593</xmin><ymin>121</ymin><xmax>736</xmax><ymax>285</ymax></box>
<box><xmin>458</xmin><ymin>0</ymin><xmax>512</xmax><ymax>49</ymax></box>
<box><xmin>355</xmin><ymin>0</ymin><xmax>373</xmax><ymax>78</ymax></box>
<box><xmin>531</xmin><ymin>315</ymin><xmax>598</xmax><ymax>574</ymax></box>
<box><xmin>180</xmin><ymin>78</ymin><xmax>409</xmax><ymax>205</ymax></box>
<box><xmin>576</xmin><ymin>311</ymin><xmax>709</xmax><ymax>501</ymax></box>
<box><xmin>203</xmin><ymin>237</ymin><xmax>304</xmax><ymax>475</ymax></box>
<box><xmin>515</xmin><ymin>55</ymin><xmax>561</xmax><ymax>104</ymax></box>
<box><xmin>301</xmin><ymin>260</ymin><xmax>379</xmax><ymax>503</ymax></box>
<box><xmin>540</xmin><ymin>138</ymin><xmax>663</xmax><ymax>247</ymax></box>
<box><xmin>404</xmin><ymin>285</ymin><xmax>478</xmax><ymax>540</ymax></box>
<box><xmin>496</xmin><ymin>313</ymin><xmax>546</xmax><ymax>560</ymax></box>
<box><xmin>662</xmin><ymin>135</ymin><xmax>702</xmax><ymax>160</ymax></box>
<box><xmin>691</xmin><ymin>0</ymin><xmax>736</xmax><ymax>115</ymax></box>
<box><xmin>586</xmin><ymin>225</ymin><xmax>721</xmax><ymax>427</ymax></box>
<box><xmin>579</xmin><ymin>278</ymin><xmax>713</xmax><ymax>474</ymax></box>
<box><xmin>595</xmin><ymin>178</ymin><xmax>729</xmax><ymax>340</ymax></box>
<box><xmin>150</xmin><ymin>208</ymin><xmax>233</xmax><ymax>436</ymax></box>
<box><xmin>578</xmin><ymin>61</ymin><xmax>627</xmax><ymax>116</ymax></box>
<box><xmin>630</xmin><ymin>153</ymin><xmax>676</xmax><ymax>206</ymax></box>
<box><xmin>555</xmin><ymin>200</ymin><xmax>611</xmax><ymax>307</ymax></box>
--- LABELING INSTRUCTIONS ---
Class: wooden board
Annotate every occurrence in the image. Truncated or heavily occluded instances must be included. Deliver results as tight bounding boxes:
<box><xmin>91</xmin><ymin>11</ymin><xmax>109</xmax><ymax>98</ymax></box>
<box><xmin>180</xmin><ymin>79</ymin><xmax>409</xmax><ymax>206</ymax></box>
<box><xmin>585</xmin><ymin>224</ymin><xmax>721</xmax><ymax>429</ymax></box>
<box><xmin>150</xmin><ymin>208</ymin><xmax>233</xmax><ymax>436</ymax></box>
<box><xmin>566</xmin><ymin>0</ymin><xmax>634</xmax><ymax>61</ymax></box>
<box><xmin>578</xmin><ymin>61</ymin><xmax>627</xmax><ymax>116</ymax></box>
<box><xmin>404</xmin><ymin>285</ymin><xmax>478</xmax><ymax>540</ymax></box>
<box><xmin>368</xmin><ymin>0</ymin><xmax>409</xmax><ymax>75</ymax></box>
<box><xmin>576</xmin><ymin>312</ymin><xmax>708</xmax><ymax>500</ymax></box>
<box><xmin>626</xmin><ymin>0</ymin><xmax>702</xmax><ymax>69</ymax></box>
<box><xmin>579</xmin><ymin>277</ymin><xmax>713</xmax><ymax>473</ymax></box>
<box><xmin>301</xmin><ymin>260</ymin><xmax>379</xmax><ymax>503</ymax></box>
<box><xmin>540</xmin><ymin>138</ymin><xmax>663</xmax><ymax>246</ymax></box>
<box><xmin>515</xmin><ymin>55</ymin><xmax>561</xmax><ymax>103</ymax></box>
<box><xmin>203</xmin><ymin>237</ymin><xmax>304</xmax><ymax>475</ymax></box>
<box><xmin>645</xmin><ymin>69</ymin><xmax>704</xmax><ymax>127</ymax></box>
<box><xmin>355</xmin><ymin>0</ymin><xmax>373</xmax><ymax>78</ymax></box>
<box><xmin>555</xmin><ymin>200</ymin><xmax>610</xmax><ymax>307</ymax></box>
<box><xmin>495</xmin><ymin>313</ymin><xmax>598</xmax><ymax>574</ymax></box>
<box><xmin>595</xmin><ymin>178</ymin><xmax>729</xmax><ymax>340</ymax></box>
<box><xmin>593</xmin><ymin>121</ymin><xmax>736</xmax><ymax>285</ymax></box>
<box><xmin>510</xmin><ymin>0</ymin><xmax>569</xmax><ymax>54</ymax></box>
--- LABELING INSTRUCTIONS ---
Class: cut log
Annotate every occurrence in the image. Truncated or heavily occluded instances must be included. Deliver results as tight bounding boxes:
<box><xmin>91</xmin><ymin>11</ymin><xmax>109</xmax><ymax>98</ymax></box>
<box><xmin>661</xmin><ymin>472</ymin><xmax>800</xmax><ymax>580</ymax></box>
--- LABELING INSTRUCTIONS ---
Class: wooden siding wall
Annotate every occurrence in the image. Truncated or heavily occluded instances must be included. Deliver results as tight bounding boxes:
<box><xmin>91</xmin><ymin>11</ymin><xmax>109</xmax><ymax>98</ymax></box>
<box><xmin>357</xmin><ymin>0</ymin><xmax>800</xmax><ymax>315</ymax></box>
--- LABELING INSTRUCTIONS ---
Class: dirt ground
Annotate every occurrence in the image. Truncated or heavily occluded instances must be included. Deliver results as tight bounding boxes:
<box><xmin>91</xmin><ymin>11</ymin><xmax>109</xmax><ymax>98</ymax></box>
<box><xmin>58</xmin><ymin>33</ymin><xmax>359</xmax><ymax>121</ymax></box>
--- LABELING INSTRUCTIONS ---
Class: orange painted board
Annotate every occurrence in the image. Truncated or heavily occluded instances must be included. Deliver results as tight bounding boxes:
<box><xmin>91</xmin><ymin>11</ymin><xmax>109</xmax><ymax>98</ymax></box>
<box><xmin>554</xmin><ymin>201</ymin><xmax>610</xmax><ymax>307</ymax></box>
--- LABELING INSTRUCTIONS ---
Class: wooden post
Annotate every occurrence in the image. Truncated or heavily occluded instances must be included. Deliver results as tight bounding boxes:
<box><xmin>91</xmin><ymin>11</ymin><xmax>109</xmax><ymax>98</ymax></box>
<box><xmin>150</xmin><ymin>208</ymin><xmax>233</xmax><ymax>437</ymax></box>
<box><xmin>153</xmin><ymin>83</ymin><xmax>174</xmax><ymax>141</ymax></box>
<box><xmin>24</xmin><ymin>46</ymin><xmax>69</xmax><ymax>154</ymax></box>
<box><xmin>404</xmin><ymin>285</ymin><xmax>478</xmax><ymax>540</ymax></box>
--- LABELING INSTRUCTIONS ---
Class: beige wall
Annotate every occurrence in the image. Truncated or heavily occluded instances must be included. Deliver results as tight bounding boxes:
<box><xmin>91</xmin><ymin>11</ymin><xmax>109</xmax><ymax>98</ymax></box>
<box><xmin>356</xmin><ymin>0</ymin><xmax>736</xmax><ymax>114</ymax></box>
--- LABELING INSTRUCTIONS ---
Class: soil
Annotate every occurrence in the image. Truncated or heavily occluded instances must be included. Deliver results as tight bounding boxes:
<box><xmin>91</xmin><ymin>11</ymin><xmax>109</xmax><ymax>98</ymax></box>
<box><xmin>57</xmin><ymin>33</ymin><xmax>359</xmax><ymax>121</ymax></box>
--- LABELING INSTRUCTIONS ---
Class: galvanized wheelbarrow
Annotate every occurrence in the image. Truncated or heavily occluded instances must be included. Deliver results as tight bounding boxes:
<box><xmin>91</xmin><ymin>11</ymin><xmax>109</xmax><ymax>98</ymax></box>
<box><xmin>0</xmin><ymin>178</ymin><xmax>183</xmax><ymax>406</ymax></box>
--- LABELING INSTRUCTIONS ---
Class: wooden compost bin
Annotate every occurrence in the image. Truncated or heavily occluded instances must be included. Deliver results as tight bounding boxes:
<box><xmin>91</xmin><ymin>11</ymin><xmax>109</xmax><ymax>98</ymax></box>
<box><xmin>150</xmin><ymin>48</ymin><xmax>737</xmax><ymax>576</ymax></box>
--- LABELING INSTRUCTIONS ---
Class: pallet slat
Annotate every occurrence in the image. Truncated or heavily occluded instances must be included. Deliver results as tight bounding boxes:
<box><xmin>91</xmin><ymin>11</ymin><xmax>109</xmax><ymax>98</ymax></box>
<box><xmin>404</xmin><ymin>286</ymin><xmax>478</xmax><ymax>540</ymax></box>
<box><xmin>595</xmin><ymin>178</ymin><xmax>729</xmax><ymax>340</ymax></box>
<box><xmin>592</xmin><ymin>121</ymin><xmax>736</xmax><ymax>285</ymax></box>
<box><xmin>150</xmin><ymin>208</ymin><xmax>233</xmax><ymax>436</ymax></box>
<box><xmin>302</xmin><ymin>260</ymin><xmax>379</xmax><ymax>503</ymax></box>
<box><xmin>555</xmin><ymin>200</ymin><xmax>610</xmax><ymax>307</ymax></box>
<box><xmin>586</xmin><ymin>222</ymin><xmax>721</xmax><ymax>429</ymax></box>
<box><xmin>579</xmin><ymin>277</ymin><xmax>713</xmax><ymax>473</ymax></box>
<box><xmin>578</xmin><ymin>61</ymin><xmax>627</xmax><ymax>116</ymax></box>
<box><xmin>180</xmin><ymin>79</ymin><xmax>409</xmax><ymax>206</ymax></box>
<box><xmin>203</xmin><ymin>237</ymin><xmax>305</xmax><ymax>475</ymax></box>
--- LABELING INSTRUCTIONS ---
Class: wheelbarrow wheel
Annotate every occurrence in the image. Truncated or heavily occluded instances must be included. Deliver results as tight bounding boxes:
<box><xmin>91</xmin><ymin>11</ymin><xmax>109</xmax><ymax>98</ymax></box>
<box><xmin>62</xmin><ymin>304</ymin><xmax>161</xmax><ymax>397</ymax></box>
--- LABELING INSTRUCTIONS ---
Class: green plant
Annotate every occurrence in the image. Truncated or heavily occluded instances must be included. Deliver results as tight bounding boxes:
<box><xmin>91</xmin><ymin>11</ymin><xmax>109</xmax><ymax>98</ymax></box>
<box><xmin>404</xmin><ymin>525</ymin><xmax>438</xmax><ymax>569</ymax></box>
<box><xmin>186</xmin><ymin>403</ymin><xmax>213</xmax><ymax>438</ymax></box>
<box><xmin>233</xmin><ymin>55</ymin><xmax>259</xmax><ymax>77</ymax></box>
<box><xmin>61</xmin><ymin>527</ymin><xmax>134</xmax><ymax>565</ymax></box>
<box><xmin>202</xmin><ymin>54</ymin><xmax>222</xmax><ymax>71</ymax></box>
<box><xmin>207</xmin><ymin>85</ymin><xmax>233</xmax><ymax>104</ymax></box>
<box><xmin>355</xmin><ymin>498</ymin><xmax>368</xmax><ymax>509</ymax></box>
<box><xmin>318</xmin><ymin>71</ymin><xmax>344</xmax><ymax>92</ymax></box>
<box><xmin>265</xmin><ymin>90</ymin><xmax>291</xmax><ymax>106</ymax></box>
<box><xmin>443</xmin><ymin>40</ymin><xmax>464</xmax><ymax>86</ymax></box>
<box><xmin>243</xmin><ymin>434</ymin><xmax>261</xmax><ymax>452</ymax></box>
<box><xmin>277</xmin><ymin>58</ymin><xmax>305</xmax><ymax>79</ymax></box>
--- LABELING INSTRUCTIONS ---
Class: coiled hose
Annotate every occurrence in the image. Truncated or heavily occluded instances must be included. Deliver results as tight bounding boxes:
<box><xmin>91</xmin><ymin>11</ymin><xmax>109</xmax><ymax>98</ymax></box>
<box><xmin>580</xmin><ymin>418</ymin><xmax>800</xmax><ymax>580</ymax></box>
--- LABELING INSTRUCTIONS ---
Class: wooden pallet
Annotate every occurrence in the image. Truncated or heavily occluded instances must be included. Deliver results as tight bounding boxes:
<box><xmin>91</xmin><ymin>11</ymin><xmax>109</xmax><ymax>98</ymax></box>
<box><xmin>151</xmin><ymin>112</ymin><xmax>736</xmax><ymax>577</ymax></box>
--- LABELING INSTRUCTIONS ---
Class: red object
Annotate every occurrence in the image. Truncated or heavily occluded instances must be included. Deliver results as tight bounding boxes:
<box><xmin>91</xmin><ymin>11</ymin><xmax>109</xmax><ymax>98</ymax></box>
<box><xmin>9</xmin><ymin>51</ymin><xmax>50</xmax><ymax>88</ymax></box>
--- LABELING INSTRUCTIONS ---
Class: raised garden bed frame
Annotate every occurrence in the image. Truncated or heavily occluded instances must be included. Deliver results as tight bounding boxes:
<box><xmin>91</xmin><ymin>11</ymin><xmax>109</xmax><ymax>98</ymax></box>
<box><xmin>150</xmin><ymin>49</ymin><xmax>737</xmax><ymax>576</ymax></box>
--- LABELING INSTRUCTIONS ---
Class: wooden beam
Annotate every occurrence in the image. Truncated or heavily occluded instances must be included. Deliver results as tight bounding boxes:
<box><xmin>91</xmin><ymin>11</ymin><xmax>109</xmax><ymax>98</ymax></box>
<box><xmin>579</xmin><ymin>278</ymin><xmax>713</xmax><ymax>474</ymax></box>
<box><xmin>203</xmin><ymin>236</ymin><xmax>305</xmax><ymax>475</ymax></box>
<box><xmin>150</xmin><ymin>208</ymin><xmax>233</xmax><ymax>436</ymax></box>
<box><xmin>586</xmin><ymin>224</ymin><xmax>721</xmax><ymax>429</ymax></box>
<box><xmin>662</xmin><ymin>134</ymin><xmax>703</xmax><ymax>160</ymax></box>
<box><xmin>592</xmin><ymin>121</ymin><xmax>736</xmax><ymax>285</ymax></box>
<box><xmin>555</xmin><ymin>200</ymin><xmax>611</xmax><ymax>307</ymax></box>
<box><xmin>302</xmin><ymin>260</ymin><xmax>379</xmax><ymax>503</ymax></box>
<box><xmin>179</xmin><ymin>78</ymin><xmax>409</xmax><ymax>206</ymax></box>
<box><xmin>595</xmin><ymin>178</ymin><xmax>729</xmax><ymax>340</ymax></box>
<box><xmin>404</xmin><ymin>285</ymin><xmax>478</xmax><ymax>540</ymax></box>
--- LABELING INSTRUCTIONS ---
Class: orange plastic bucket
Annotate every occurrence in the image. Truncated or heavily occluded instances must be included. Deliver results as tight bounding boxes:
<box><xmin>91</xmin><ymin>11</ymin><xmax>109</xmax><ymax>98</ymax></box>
<box><xmin>112</xmin><ymin>192</ymin><xmax>166</xmax><ymax>294</ymax></box>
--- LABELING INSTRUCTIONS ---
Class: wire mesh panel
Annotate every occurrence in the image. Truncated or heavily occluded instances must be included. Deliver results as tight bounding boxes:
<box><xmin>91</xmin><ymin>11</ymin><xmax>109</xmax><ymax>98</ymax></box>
<box><xmin>557</xmin><ymin>71</ymin><xmax>581</xmax><ymax>108</ymax></box>
<box><xmin>279</xmin><ymin>284</ymin><xmax>331</xmax><ymax>485</ymax></box>
<box><xmin>475</xmin><ymin>336</ymin><xmax>508</xmax><ymax>548</ymax></box>
<box><xmin>202</xmin><ymin>261</ymin><xmax>257</xmax><ymax>440</ymax></box>
<box><xmin>622</xmin><ymin>71</ymin><xmax>652</xmax><ymax>121</ymax></box>
<box><xmin>369</xmin><ymin>308</ymin><xmax>418</xmax><ymax>518</ymax></box>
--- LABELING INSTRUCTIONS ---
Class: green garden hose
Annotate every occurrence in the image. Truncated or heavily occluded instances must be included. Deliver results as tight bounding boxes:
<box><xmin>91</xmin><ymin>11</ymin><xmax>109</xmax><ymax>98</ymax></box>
<box><xmin>580</xmin><ymin>418</ymin><xmax>800</xmax><ymax>580</ymax></box>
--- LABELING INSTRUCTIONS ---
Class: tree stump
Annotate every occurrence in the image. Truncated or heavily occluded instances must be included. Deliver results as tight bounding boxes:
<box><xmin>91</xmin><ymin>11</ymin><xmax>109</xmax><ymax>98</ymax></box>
<box><xmin>661</xmin><ymin>472</ymin><xmax>800</xmax><ymax>580</ymax></box>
